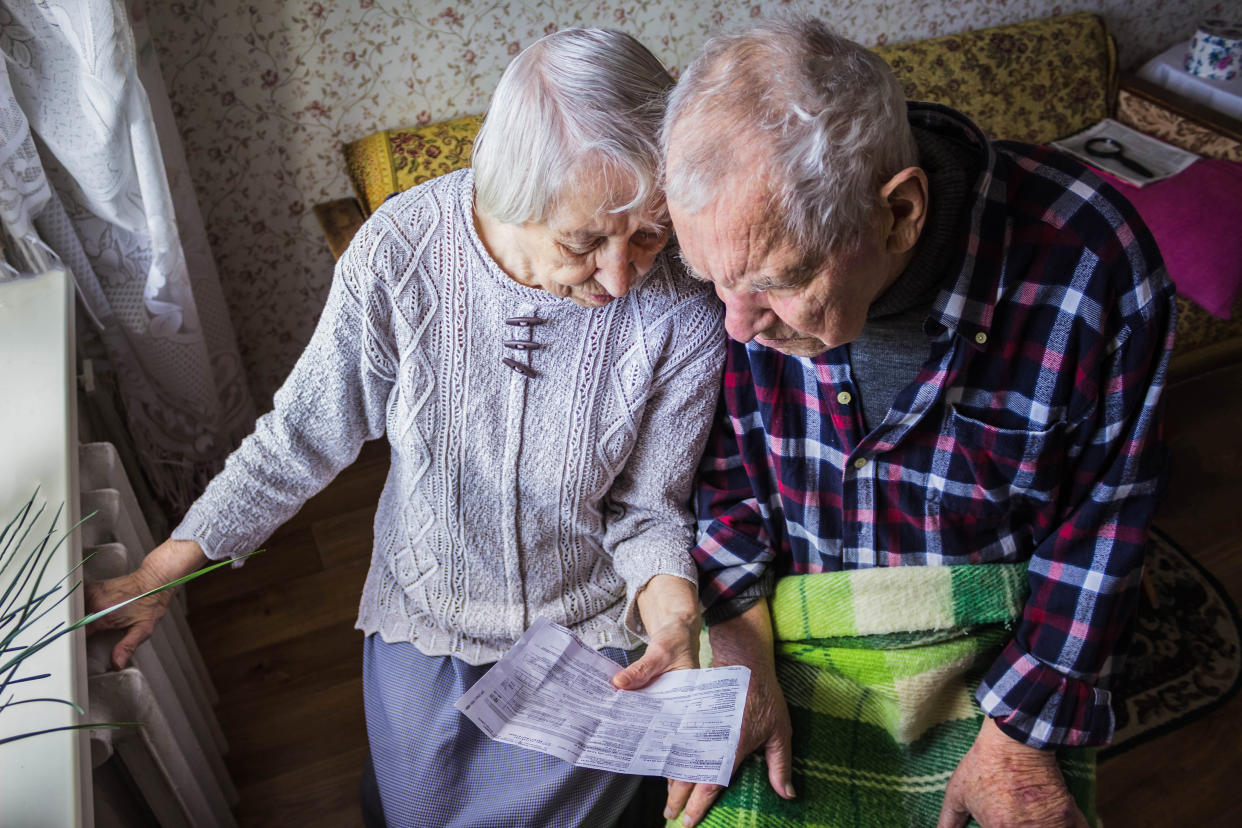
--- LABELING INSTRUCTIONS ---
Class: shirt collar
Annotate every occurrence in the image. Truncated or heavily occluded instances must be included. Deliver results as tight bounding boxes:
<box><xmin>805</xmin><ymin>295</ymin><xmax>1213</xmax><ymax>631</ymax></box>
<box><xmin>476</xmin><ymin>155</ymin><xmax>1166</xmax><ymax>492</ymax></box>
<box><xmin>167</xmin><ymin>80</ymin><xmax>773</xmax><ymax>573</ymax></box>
<box><xmin>906</xmin><ymin>102</ymin><xmax>1005</xmax><ymax>351</ymax></box>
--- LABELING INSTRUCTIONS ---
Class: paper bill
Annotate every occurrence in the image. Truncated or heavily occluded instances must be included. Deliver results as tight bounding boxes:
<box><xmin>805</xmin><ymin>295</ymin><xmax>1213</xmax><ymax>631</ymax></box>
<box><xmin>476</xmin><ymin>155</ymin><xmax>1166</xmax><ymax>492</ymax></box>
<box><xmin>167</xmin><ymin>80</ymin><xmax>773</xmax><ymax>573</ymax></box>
<box><xmin>455</xmin><ymin>616</ymin><xmax>750</xmax><ymax>786</ymax></box>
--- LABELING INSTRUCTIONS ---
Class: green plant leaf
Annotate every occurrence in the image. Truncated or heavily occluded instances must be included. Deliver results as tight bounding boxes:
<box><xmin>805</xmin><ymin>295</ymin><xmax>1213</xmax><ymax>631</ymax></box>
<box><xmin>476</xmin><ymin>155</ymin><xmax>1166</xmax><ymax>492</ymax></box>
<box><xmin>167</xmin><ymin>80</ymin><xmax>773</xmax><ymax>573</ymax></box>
<box><xmin>0</xmin><ymin>505</ymin><xmax>54</xmax><ymax>622</ymax></box>
<box><xmin>0</xmin><ymin>492</ymin><xmax>41</xmax><ymax>574</ymax></box>
<box><xmin>0</xmin><ymin>696</ymin><xmax>86</xmax><ymax>715</ymax></box>
<box><xmin>0</xmin><ymin>721</ymin><xmax>141</xmax><ymax>747</ymax></box>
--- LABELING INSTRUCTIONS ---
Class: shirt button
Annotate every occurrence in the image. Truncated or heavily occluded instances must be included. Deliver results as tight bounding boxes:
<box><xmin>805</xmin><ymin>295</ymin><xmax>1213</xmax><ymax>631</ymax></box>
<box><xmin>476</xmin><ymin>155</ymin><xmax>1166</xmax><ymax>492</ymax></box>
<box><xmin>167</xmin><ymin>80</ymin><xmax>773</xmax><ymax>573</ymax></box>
<box><xmin>837</xmin><ymin>391</ymin><xmax>852</xmax><ymax>405</ymax></box>
<box><xmin>853</xmin><ymin>457</ymin><xmax>867</xmax><ymax>470</ymax></box>
<box><xmin>974</xmin><ymin>332</ymin><xmax>988</xmax><ymax>345</ymax></box>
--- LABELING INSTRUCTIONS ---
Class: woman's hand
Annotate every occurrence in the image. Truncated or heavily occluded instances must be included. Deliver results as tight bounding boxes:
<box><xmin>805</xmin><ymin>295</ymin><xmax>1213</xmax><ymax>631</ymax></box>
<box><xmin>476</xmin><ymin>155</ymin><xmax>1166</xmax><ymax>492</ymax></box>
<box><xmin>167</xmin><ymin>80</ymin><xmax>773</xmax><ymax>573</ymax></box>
<box><xmin>84</xmin><ymin>538</ymin><xmax>208</xmax><ymax>670</ymax></box>
<box><xmin>611</xmin><ymin>574</ymin><xmax>701</xmax><ymax>691</ymax></box>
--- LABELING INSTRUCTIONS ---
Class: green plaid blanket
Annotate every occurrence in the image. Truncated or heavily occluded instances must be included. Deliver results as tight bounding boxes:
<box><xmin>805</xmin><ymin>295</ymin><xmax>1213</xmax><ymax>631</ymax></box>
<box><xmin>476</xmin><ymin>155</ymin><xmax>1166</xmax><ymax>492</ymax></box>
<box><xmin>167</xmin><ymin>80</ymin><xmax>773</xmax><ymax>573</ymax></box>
<box><xmin>683</xmin><ymin>564</ymin><xmax>1096</xmax><ymax>828</ymax></box>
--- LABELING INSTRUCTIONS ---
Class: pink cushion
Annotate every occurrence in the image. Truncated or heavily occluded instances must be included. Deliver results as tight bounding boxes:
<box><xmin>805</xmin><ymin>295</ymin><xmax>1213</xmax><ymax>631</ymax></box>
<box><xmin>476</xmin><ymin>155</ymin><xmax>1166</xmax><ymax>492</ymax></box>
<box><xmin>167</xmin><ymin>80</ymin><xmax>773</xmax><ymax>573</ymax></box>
<box><xmin>1095</xmin><ymin>158</ymin><xmax>1242</xmax><ymax>319</ymax></box>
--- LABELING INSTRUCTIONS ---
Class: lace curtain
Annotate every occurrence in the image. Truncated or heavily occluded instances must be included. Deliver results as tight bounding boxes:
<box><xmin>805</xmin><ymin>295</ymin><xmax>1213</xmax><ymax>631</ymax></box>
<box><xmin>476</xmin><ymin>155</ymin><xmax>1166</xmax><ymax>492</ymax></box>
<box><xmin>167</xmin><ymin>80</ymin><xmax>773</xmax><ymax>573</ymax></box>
<box><xmin>0</xmin><ymin>0</ymin><xmax>254</xmax><ymax>513</ymax></box>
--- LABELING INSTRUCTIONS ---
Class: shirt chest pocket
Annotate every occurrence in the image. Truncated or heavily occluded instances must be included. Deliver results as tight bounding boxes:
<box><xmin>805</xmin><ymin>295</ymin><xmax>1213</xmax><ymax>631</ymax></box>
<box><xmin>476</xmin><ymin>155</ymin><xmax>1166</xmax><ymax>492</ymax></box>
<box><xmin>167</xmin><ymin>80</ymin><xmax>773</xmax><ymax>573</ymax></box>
<box><xmin>926</xmin><ymin>407</ymin><xmax>1067</xmax><ymax>518</ymax></box>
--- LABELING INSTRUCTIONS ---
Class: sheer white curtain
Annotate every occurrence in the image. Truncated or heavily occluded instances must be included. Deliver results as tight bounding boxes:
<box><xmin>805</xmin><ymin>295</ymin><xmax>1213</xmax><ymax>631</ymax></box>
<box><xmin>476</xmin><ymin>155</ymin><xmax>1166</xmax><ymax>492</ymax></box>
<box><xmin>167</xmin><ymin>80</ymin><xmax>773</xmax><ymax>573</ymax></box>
<box><xmin>0</xmin><ymin>0</ymin><xmax>254</xmax><ymax>512</ymax></box>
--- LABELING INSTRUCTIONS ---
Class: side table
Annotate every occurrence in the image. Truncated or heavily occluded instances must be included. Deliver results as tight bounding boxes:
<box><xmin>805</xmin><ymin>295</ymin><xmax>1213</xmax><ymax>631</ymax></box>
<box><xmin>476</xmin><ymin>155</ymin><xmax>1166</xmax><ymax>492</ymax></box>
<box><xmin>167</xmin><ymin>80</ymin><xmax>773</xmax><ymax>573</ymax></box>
<box><xmin>1119</xmin><ymin>71</ymin><xmax>1242</xmax><ymax>147</ymax></box>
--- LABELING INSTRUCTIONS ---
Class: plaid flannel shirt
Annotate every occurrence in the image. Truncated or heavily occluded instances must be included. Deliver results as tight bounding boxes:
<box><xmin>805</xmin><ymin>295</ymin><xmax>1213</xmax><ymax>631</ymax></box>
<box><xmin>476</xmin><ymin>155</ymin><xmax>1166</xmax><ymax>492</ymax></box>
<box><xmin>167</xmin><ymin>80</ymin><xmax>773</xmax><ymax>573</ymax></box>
<box><xmin>693</xmin><ymin>104</ymin><xmax>1176</xmax><ymax>749</ymax></box>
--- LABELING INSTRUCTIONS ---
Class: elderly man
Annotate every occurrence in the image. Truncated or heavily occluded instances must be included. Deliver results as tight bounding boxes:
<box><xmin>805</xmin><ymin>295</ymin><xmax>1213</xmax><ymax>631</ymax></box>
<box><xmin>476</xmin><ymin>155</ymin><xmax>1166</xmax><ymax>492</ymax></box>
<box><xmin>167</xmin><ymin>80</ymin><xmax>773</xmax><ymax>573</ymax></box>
<box><xmin>662</xmin><ymin>17</ymin><xmax>1174</xmax><ymax>828</ymax></box>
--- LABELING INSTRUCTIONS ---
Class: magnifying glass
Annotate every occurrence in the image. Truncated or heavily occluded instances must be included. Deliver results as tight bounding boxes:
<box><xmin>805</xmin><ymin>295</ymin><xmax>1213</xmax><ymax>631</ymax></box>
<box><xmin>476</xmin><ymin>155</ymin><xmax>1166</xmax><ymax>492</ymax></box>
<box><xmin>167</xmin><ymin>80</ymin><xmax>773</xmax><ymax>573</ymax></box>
<box><xmin>1084</xmin><ymin>137</ymin><xmax>1154</xmax><ymax>179</ymax></box>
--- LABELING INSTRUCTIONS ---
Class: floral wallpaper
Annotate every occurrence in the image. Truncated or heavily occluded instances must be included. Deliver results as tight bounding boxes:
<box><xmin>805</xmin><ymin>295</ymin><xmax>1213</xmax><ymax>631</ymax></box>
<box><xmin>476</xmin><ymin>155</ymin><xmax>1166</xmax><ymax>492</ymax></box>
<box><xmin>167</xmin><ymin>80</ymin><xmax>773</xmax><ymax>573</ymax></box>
<box><xmin>139</xmin><ymin>0</ymin><xmax>1226</xmax><ymax>404</ymax></box>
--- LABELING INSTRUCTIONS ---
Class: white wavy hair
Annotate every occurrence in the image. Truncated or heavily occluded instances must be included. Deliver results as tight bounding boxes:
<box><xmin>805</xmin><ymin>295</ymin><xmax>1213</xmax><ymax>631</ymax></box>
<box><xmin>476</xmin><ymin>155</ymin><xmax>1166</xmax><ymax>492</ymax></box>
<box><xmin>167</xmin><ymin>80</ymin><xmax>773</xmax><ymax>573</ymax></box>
<box><xmin>472</xmin><ymin>28</ymin><xmax>674</xmax><ymax>225</ymax></box>
<box><xmin>663</xmin><ymin>17</ymin><xmax>918</xmax><ymax>263</ymax></box>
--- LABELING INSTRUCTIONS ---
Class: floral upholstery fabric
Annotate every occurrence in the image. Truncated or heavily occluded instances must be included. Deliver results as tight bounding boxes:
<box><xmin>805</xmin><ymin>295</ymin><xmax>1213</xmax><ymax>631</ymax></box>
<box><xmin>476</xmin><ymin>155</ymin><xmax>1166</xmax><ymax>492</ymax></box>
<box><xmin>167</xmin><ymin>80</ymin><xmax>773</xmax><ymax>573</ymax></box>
<box><xmin>1115</xmin><ymin>88</ymin><xmax>1242</xmax><ymax>162</ymax></box>
<box><xmin>876</xmin><ymin>12</ymin><xmax>1115</xmax><ymax>144</ymax></box>
<box><xmin>344</xmin><ymin>114</ymin><xmax>483</xmax><ymax>216</ymax></box>
<box><xmin>1172</xmin><ymin>294</ymin><xmax>1242</xmax><ymax>355</ymax></box>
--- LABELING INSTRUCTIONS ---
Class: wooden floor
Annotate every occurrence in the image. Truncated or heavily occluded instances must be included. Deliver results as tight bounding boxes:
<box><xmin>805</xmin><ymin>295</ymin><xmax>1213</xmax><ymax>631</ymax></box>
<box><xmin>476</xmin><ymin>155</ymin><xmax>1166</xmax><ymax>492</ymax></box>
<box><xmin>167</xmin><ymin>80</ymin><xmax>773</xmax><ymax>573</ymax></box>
<box><xmin>1094</xmin><ymin>354</ymin><xmax>1242</xmax><ymax>827</ymax></box>
<box><xmin>185</xmin><ymin>443</ymin><xmax>388</xmax><ymax>828</ymax></box>
<box><xmin>185</xmin><ymin>357</ymin><xmax>1242</xmax><ymax>827</ymax></box>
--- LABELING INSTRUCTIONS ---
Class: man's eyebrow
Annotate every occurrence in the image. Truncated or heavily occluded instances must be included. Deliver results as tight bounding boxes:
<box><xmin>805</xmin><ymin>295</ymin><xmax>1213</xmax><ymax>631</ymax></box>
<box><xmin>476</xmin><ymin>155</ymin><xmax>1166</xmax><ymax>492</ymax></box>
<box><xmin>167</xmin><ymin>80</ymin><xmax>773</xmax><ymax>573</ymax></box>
<box><xmin>750</xmin><ymin>275</ymin><xmax>795</xmax><ymax>293</ymax></box>
<box><xmin>751</xmin><ymin>260</ymin><xmax>816</xmax><ymax>293</ymax></box>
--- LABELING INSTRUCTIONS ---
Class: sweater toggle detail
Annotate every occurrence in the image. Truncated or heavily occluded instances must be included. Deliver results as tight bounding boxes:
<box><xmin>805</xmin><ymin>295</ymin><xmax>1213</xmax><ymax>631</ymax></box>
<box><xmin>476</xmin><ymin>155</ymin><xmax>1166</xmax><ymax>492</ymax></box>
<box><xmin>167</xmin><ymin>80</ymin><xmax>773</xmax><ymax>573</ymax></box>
<box><xmin>502</xmin><ymin>357</ymin><xmax>538</xmax><ymax>377</ymax></box>
<box><xmin>503</xmin><ymin>314</ymin><xmax>544</xmax><ymax>377</ymax></box>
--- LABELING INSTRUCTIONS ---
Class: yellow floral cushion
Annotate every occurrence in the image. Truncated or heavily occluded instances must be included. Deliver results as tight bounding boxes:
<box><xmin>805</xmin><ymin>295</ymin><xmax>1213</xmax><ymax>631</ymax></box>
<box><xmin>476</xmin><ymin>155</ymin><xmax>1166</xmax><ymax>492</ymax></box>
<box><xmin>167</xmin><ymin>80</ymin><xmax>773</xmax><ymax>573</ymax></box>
<box><xmin>344</xmin><ymin>114</ymin><xmax>483</xmax><ymax>215</ymax></box>
<box><xmin>875</xmin><ymin>12</ymin><xmax>1115</xmax><ymax>144</ymax></box>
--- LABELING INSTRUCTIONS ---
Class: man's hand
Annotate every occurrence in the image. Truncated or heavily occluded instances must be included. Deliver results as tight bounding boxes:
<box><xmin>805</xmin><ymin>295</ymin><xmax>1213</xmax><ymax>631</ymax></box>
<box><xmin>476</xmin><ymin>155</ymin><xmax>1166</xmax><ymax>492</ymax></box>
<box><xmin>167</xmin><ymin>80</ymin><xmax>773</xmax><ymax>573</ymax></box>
<box><xmin>937</xmin><ymin>716</ymin><xmax>1088</xmax><ymax>828</ymax></box>
<box><xmin>612</xmin><ymin>574</ymin><xmax>701</xmax><ymax>690</ymax></box>
<box><xmin>84</xmin><ymin>538</ymin><xmax>208</xmax><ymax>670</ymax></box>
<box><xmin>665</xmin><ymin>600</ymin><xmax>795</xmax><ymax>827</ymax></box>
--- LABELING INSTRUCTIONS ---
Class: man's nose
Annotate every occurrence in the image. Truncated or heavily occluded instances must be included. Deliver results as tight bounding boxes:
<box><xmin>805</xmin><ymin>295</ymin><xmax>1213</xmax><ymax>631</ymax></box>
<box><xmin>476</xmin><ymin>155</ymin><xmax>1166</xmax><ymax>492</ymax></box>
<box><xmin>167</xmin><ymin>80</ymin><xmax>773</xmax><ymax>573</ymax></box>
<box><xmin>720</xmin><ymin>288</ymin><xmax>767</xmax><ymax>342</ymax></box>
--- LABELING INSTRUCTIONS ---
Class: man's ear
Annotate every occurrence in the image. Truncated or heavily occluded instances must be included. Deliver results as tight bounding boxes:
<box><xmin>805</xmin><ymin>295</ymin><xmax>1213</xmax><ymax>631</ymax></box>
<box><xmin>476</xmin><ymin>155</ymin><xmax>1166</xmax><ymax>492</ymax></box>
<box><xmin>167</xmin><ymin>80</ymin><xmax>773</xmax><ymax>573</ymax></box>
<box><xmin>879</xmin><ymin>167</ymin><xmax>929</xmax><ymax>255</ymax></box>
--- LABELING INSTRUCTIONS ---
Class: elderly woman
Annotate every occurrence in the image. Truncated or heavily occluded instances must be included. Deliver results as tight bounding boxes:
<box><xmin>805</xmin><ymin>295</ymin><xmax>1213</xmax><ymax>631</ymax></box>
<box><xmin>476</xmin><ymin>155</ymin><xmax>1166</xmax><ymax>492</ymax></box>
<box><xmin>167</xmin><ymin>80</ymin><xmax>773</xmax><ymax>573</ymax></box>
<box><xmin>87</xmin><ymin>28</ymin><xmax>724</xmax><ymax>828</ymax></box>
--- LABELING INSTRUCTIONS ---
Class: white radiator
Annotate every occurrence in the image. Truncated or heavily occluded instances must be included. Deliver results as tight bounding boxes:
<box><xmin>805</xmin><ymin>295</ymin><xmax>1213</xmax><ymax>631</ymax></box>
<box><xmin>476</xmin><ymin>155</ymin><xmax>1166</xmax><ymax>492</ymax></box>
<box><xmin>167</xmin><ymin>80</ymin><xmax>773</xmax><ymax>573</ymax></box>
<box><xmin>80</xmin><ymin>441</ymin><xmax>238</xmax><ymax>827</ymax></box>
<box><xmin>2</xmin><ymin>262</ymin><xmax>236</xmax><ymax>825</ymax></box>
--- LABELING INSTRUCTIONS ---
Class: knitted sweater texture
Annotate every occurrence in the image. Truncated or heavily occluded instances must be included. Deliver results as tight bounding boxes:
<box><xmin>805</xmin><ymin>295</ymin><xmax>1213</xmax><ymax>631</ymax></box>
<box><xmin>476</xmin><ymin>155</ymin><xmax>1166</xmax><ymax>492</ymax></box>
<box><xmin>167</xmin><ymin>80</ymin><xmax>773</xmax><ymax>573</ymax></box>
<box><xmin>174</xmin><ymin>169</ymin><xmax>725</xmax><ymax>663</ymax></box>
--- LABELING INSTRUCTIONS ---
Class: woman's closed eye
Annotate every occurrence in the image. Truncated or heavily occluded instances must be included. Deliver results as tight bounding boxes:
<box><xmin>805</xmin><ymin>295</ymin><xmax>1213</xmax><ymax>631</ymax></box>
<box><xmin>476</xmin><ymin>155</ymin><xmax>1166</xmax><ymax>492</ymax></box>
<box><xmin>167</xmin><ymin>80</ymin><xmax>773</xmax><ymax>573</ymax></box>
<box><xmin>560</xmin><ymin>237</ymin><xmax>604</xmax><ymax>256</ymax></box>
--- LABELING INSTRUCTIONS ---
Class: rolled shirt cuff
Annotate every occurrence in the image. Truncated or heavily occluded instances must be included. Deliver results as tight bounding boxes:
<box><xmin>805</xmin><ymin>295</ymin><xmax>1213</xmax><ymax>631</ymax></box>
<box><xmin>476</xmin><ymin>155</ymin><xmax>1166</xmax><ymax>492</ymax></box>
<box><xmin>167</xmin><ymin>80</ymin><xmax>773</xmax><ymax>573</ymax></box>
<box><xmin>975</xmin><ymin>639</ymin><xmax>1115</xmax><ymax>749</ymax></box>
<box><xmin>702</xmin><ymin>569</ymin><xmax>776</xmax><ymax>626</ymax></box>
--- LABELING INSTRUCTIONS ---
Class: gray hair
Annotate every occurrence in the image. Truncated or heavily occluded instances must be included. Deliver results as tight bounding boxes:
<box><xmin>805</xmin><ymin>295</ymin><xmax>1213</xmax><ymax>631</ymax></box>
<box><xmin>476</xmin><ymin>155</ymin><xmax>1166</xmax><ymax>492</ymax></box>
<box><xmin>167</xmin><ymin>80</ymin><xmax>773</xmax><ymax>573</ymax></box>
<box><xmin>473</xmin><ymin>28</ymin><xmax>673</xmax><ymax>225</ymax></box>
<box><xmin>663</xmin><ymin>17</ymin><xmax>918</xmax><ymax>262</ymax></box>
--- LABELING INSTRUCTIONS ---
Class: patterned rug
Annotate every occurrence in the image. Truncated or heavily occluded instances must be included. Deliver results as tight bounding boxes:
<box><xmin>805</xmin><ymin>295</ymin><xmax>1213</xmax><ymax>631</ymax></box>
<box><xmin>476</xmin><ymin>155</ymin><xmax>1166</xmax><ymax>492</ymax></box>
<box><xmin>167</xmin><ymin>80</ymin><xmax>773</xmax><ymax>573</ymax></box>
<box><xmin>1102</xmin><ymin>527</ymin><xmax>1242</xmax><ymax>758</ymax></box>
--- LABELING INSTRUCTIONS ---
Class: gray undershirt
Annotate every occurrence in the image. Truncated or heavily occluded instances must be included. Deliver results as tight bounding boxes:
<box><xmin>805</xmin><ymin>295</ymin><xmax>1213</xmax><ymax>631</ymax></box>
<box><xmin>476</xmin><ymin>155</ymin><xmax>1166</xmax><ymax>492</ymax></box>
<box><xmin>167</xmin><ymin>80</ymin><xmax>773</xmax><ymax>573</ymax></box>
<box><xmin>847</xmin><ymin>127</ymin><xmax>982</xmax><ymax>431</ymax></box>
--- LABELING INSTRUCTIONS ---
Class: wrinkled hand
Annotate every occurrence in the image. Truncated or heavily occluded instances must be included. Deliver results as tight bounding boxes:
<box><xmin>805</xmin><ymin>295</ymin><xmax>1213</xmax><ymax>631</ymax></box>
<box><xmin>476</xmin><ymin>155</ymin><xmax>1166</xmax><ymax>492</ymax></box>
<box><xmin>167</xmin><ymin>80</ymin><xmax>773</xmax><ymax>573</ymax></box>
<box><xmin>611</xmin><ymin>613</ymin><xmax>700</xmax><ymax>690</ymax></box>
<box><xmin>84</xmin><ymin>538</ymin><xmax>206</xmax><ymax>670</ymax></box>
<box><xmin>666</xmin><ymin>601</ymin><xmax>794</xmax><ymax>827</ymax></box>
<box><xmin>84</xmin><ymin>568</ymin><xmax>174</xmax><ymax>670</ymax></box>
<box><xmin>613</xmin><ymin>574</ymin><xmax>701</xmax><ymax>691</ymax></box>
<box><xmin>937</xmin><ymin>717</ymin><xmax>1088</xmax><ymax>828</ymax></box>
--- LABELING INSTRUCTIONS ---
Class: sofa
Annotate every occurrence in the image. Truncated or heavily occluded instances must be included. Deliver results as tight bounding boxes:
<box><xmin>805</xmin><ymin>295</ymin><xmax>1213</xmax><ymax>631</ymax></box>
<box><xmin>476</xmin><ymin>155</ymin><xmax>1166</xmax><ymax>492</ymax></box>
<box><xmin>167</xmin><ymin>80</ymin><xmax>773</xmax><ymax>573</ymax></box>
<box><xmin>313</xmin><ymin>11</ymin><xmax>1242</xmax><ymax>382</ymax></box>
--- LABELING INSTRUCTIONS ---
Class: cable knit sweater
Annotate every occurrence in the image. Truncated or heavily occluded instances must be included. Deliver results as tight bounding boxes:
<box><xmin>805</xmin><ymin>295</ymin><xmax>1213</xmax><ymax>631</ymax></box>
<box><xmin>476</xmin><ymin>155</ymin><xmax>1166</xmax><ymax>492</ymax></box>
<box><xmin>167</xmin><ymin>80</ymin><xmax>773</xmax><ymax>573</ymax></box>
<box><xmin>173</xmin><ymin>169</ymin><xmax>725</xmax><ymax>663</ymax></box>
